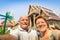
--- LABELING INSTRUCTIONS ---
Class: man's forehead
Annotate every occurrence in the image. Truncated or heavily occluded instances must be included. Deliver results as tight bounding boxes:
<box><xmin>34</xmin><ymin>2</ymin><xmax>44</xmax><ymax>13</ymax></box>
<box><xmin>20</xmin><ymin>15</ymin><xmax>28</xmax><ymax>19</ymax></box>
<box><xmin>21</xmin><ymin>15</ymin><xmax>28</xmax><ymax>18</ymax></box>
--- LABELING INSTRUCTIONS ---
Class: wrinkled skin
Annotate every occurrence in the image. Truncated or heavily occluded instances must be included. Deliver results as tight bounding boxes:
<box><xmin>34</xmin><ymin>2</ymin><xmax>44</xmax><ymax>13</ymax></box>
<box><xmin>19</xmin><ymin>15</ymin><xmax>29</xmax><ymax>30</ymax></box>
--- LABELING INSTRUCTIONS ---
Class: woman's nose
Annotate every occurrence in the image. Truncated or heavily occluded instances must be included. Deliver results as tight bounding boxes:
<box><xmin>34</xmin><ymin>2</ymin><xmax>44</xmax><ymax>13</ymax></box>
<box><xmin>39</xmin><ymin>23</ymin><xmax>42</xmax><ymax>25</ymax></box>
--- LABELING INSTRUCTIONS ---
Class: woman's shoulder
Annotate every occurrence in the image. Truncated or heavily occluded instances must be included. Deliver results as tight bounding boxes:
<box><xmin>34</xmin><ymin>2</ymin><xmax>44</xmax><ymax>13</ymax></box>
<box><xmin>49</xmin><ymin>30</ymin><xmax>60</xmax><ymax>40</ymax></box>
<box><xmin>51</xmin><ymin>30</ymin><xmax>60</xmax><ymax>34</ymax></box>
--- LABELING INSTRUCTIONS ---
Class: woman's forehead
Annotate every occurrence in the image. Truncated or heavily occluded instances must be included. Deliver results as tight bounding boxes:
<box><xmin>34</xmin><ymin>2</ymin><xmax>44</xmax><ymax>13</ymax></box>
<box><xmin>36</xmin><ymin>18</ymin><xmax>45</xmax><ymax>21</ymax></box>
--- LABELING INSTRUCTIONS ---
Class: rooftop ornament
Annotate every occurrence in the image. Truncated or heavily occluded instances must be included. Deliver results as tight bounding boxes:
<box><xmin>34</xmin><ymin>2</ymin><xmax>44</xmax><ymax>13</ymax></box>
<box><xmin>0</xmin><ymin>12</ymin><xmax>12</xmax><ymax>34</ymax></box>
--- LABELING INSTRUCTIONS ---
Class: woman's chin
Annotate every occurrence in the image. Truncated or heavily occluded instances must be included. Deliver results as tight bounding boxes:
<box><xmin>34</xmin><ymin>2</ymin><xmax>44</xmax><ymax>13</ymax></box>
<box><xmin>40</xmin><ymin>30</ymin><xmax>45</xmax><ymax>32</ymax></box>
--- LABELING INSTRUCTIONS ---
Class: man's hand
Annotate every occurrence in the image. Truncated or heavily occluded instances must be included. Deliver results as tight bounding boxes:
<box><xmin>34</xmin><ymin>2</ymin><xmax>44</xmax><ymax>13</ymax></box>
<box><xmin>0</xmin><ymin>34</ymin><xmax>17</xmax><ymax>40</ymax></box>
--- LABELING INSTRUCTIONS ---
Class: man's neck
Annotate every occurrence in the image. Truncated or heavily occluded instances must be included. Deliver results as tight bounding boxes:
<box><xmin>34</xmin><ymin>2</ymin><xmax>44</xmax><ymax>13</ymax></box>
<box><xmin>24</xmin><ymin>28</ymin><xmax>28</xmax><ymax>32</ymax></box>
<box><xmin>20</xmin><ymin>27</ymin><xmax>28</xmax><ymax>32</ymax></box>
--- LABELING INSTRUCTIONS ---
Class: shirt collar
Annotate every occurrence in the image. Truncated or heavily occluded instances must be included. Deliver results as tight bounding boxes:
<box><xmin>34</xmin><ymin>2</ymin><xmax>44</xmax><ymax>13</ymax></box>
<box><xmin>18</xmin><ymin>25</ymin><xmax>31</xmax><ymax>33</ymax></box>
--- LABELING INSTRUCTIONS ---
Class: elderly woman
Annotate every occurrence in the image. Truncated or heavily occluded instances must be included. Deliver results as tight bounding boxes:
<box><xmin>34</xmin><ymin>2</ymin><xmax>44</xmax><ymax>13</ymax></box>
<box><xmin>35</xmin><ymin>15</ymin><xmax>60</xmax><ymax>40</ymax></box>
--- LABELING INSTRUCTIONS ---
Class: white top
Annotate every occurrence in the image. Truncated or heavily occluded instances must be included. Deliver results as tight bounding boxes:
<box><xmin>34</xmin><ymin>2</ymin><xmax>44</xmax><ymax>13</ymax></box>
<box><xmin>10</xmin><ymin>25</ymin><xmax>38</xmax><ymax>40</ymax></box>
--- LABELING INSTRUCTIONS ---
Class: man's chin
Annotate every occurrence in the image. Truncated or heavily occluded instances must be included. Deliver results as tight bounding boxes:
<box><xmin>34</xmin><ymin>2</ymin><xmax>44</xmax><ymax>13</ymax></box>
<box><xmin>40</xmin><ymin>29</ymin><xmax>46</xmax><ymax>32</ymax></box>
<box><xmin>23</xmin><ymin>25</ymin><xmax>28</xmax><ymax>26</ymax></box>
<box><xmin>22</xmin><ymin>25</ymin><xmax>28</xmax><ymax>28</ymax></box>
<box><xmin>22</xmin><ymin>26</ymin><xmax>28</xmax><ymax>30</ymax></box>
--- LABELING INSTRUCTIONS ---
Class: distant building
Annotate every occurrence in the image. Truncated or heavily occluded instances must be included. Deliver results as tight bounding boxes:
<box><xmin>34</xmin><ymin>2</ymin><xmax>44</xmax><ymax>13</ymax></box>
<box><xmin>28</xmin><ymin>4</ymin><xmax>60</xmax><ymax>29</ymax></box>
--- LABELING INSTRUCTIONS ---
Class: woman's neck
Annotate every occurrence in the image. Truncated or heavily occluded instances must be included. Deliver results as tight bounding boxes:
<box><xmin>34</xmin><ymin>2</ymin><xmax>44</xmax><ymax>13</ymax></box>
<box><xmin>40</xmin><ymin>29</ymin><xmax>49</xmax><ymax>37</ymax></box>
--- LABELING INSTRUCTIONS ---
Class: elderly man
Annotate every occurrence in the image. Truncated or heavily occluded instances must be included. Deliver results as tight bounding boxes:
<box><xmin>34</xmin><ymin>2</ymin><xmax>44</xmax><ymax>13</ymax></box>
<box><xmin>10</xmin><ymin>15</ymin><xmax>38</xmax><ymax>40</ymax></box>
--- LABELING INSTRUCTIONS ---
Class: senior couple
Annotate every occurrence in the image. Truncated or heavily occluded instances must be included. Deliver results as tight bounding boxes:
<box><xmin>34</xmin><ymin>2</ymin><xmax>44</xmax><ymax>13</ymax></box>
<box><xmin>10</xmin><ymin>15</ymin><xmax>60</xmax><ymax>40</ymax></box>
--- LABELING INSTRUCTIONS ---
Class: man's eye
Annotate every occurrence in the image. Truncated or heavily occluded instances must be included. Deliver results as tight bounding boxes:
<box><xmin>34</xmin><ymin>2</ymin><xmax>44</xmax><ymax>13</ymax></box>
<box><xmin>26</xmin><ymin>20</ymin><xmax>28</xmax><ymax>21</ymax></box>
<box><xmin>21</xmin><ymin>20</ymin><xmax>24</xmax><ymax>21</ymax></box>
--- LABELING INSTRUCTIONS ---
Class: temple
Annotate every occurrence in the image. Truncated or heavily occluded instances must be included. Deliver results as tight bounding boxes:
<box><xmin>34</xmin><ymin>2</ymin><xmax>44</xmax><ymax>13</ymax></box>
<box><xmin>28</xmin><ymin>4</ymin><xmax>60</xmax><ymax>29</ymax></box>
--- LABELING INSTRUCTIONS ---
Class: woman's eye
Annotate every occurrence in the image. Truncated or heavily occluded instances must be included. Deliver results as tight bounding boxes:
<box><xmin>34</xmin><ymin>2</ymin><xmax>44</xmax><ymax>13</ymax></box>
<box><xmin>37</xmin><ymin>22</ymin><xmax>40</xmax><ymax>24</ymax></box>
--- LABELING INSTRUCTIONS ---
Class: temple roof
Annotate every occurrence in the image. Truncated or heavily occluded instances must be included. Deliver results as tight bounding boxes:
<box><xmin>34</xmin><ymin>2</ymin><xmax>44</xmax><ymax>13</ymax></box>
<box><xmin>47</xmin><ymin>16</ymin><xmax>60</xmax><ymax>21</ymax></box>
<box><xmin>28</xmin><ymin>4</ymin><xmax>60</xmax><ymax>21</ymax></box>
<box><xmin>28</xmin><ymin>4</ymin><xmax>58</xmax><ymax>16</ymax></box>
<box><xmin>42</xmin><ymin>7</ymin><xmax>58</xmax><ymax>17</ymax></box>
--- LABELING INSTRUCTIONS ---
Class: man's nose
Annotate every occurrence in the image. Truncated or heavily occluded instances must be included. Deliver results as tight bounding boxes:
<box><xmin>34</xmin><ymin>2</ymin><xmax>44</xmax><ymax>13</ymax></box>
<box><xmin>24</xmin><ymin>20</ymin><xmax>27</xmax><ymax>22</ymax></box>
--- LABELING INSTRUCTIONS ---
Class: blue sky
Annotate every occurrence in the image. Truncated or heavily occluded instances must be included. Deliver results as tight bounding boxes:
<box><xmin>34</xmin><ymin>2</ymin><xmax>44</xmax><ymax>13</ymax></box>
<box><xmin>0</xmin><ymin>0</ymin><xmax>60</xmax><ymax>22</ymax></box>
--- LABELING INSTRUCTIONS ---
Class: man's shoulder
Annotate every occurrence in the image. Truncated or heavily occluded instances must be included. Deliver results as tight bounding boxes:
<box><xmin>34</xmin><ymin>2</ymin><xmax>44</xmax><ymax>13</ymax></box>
<box><xmin>30</xmin><ymin>29</ymin><xmax>36</xmax><ymax>32</ymax></box>
<box><xmin>10</xmin><ymin>29</ymin><xmax>19</xmax><ymax>34</ymax></box>
<box><xmin>30</xmin><ymin>29</ymin><xmax>39</xmax><ymax>32</ymax></box>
